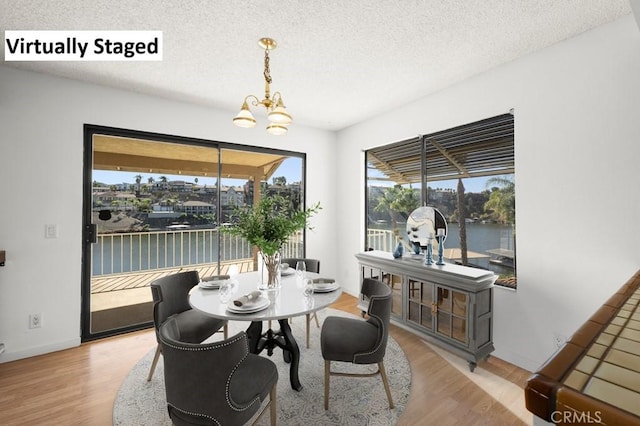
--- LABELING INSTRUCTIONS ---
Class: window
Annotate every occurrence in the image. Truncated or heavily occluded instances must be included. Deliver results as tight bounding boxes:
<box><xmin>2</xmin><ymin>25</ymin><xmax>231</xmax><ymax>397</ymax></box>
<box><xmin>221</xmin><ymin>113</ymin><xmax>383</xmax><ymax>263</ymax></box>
<box><xmin>365</xmin><ymin>112</ymin><xmax>516</xmax><ymax>288</ymax></box>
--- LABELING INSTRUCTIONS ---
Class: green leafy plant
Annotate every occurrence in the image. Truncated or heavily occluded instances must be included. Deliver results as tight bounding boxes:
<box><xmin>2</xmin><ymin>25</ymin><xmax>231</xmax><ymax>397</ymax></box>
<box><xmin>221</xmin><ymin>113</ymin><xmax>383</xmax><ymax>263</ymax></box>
<box><xmin>222</xmin><ymin>196</ymin><xmax>321</xmax><ymax>288</ymax></box>
<box><xmin>222</xmin><ymin>196</ymin><xmax>321</xmax><ymax>255</ymax></box>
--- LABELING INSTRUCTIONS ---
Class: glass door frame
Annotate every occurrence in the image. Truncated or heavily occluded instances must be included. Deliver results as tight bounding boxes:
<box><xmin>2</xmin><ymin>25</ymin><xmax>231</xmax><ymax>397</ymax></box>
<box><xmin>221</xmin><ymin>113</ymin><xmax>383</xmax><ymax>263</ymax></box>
<box><xmin>81</xmin><ymin>124</ymin><xmax>307</xmax><ymax>341</ymax></box>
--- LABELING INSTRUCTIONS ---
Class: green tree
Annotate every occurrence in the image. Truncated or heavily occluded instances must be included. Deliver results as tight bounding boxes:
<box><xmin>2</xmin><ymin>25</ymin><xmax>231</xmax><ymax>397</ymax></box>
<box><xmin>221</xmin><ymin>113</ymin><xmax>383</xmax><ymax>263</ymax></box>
<box><xmin>134</xmin><ymin>174</ymin><xmax>142</xmax><ymax>194</ymax></box>
<box><xmin>273</xmin><ymin>176</ymin><xmax>287</xmax><ymax>186</ymax></box>
<box><xmin>457</xmin><ymin>178</ymin><xmax>468</xmax><ymax>265</ymax></box>
<box><xmin>484</xmin><ymin>176</ymin><xmax>515</xmax><ymax>224</ymax></box>
<box><xmin>374</xmin><ymin>185</ymin><xmax>420</xmax><ymax>238</ymax></box>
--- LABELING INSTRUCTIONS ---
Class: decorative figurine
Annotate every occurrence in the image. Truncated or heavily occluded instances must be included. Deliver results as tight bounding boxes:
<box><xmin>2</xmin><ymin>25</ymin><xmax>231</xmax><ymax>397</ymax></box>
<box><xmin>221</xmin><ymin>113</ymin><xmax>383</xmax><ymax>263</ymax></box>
<box><xmin>393</xmin><ymin>241</ymin><xmax>404</xmax><ymax>258</ymax></box>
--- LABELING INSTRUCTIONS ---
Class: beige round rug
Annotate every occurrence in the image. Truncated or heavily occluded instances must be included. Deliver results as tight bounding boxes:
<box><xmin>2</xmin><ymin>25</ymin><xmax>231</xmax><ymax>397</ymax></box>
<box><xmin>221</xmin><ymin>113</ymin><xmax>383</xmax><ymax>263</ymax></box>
<box><xmin>113</xmin><ymin>308</ymin><xmax>411</xmax><ymax>425</ymax></box>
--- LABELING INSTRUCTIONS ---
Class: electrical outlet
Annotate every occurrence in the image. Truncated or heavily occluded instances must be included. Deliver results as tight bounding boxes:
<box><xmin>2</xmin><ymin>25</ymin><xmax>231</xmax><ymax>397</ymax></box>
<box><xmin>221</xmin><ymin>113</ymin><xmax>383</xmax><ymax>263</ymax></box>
<box><xmin>553</xmin><ymin>333</ymin><xmax>566</xmax><ymax>349</ymax></box>
<box><xmin>45</xmin><ymin>224</ymin><xmax>58</xmax><ymax>239</ymax></box>
<box><xmin>29</xmin><ymin>313</ymin><xmax>42</xmax><ymax>329</ymax></box>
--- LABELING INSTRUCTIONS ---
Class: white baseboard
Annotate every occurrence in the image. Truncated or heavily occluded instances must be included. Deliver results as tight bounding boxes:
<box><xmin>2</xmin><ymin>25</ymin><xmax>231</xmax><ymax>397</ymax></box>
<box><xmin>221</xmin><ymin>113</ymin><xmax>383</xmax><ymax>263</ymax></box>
<box><xmin>0</xmin><ymin>338</ymin><xmax>80</xmax><ymax>363</ymax></box>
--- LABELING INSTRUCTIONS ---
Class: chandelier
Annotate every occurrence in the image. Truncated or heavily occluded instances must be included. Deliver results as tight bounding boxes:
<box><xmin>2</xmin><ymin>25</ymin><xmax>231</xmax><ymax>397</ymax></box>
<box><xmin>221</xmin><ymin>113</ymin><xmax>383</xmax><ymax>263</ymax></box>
<box><xmin>233</xmin><ymin>38</ymin><xmax>292</xmax><ymax>135</ymax></box>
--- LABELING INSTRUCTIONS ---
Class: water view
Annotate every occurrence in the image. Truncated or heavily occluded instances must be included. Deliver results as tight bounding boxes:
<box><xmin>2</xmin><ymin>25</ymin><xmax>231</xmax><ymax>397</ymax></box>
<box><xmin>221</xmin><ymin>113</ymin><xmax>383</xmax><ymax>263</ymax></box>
<box><xmin>369</xmin><ymin>221</ymin><xmax>515</xmax><ymax>279</ymax></box>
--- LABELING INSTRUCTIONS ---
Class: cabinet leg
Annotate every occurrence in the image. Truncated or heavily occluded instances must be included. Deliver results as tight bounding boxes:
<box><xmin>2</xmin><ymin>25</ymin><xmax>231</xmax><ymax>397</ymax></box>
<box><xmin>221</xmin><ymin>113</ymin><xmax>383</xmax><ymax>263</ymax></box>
<box><xmin>468</xmin><ymin>361</ymin><xmax>477</xmax><ymax>372</ymax></box>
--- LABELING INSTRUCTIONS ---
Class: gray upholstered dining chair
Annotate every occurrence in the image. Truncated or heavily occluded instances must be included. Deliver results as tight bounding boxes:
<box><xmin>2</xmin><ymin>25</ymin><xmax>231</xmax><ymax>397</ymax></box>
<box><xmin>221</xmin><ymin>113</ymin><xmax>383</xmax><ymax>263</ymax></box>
<box><xmin>320</xmin><ymin>278</ymin><xmax>394</xmax><ymax>410</ymax></box>
<box><xmin>281</xmin><ymin>258</ymin><xmax>320</xmax><ymax>348</ymax></box>
<box><xmin>147</xmin><ymin>270</ymin><xmax>228</xmax><ymax>381</ymax></box>
<box><xmin>159</xmin><ymin>315</ymin><xmax>278</xmax><ymax>425</ymax></box>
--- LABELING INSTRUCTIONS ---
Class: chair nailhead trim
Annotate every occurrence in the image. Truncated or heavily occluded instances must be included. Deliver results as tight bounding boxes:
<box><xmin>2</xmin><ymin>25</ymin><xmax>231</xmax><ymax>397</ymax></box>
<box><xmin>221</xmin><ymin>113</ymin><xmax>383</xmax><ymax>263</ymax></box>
<box><xmin>168</xmin><ymin>403</ymin><xmax>221</xmax><ymax>426</ymax></box>
<box><xmin>225</xmin><ymin>338</ymin><xmax>262</xmax><ymax>412</ymax></box>
<box><xmin>164</xmin><ymin>334</ymin><xmax>262</xmax><ymax>415</ymax></box>
<box><xmin>161</xmin><ymin>333</ymin><xmax>244</xmax><ymax>351</ymax></box>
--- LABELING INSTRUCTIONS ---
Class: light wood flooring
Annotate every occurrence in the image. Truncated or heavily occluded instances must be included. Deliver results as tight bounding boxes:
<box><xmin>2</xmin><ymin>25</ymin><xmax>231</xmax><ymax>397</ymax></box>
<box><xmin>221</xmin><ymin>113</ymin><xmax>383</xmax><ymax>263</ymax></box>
<box><xmin>0</xmin><ymin>293</ymin><xmax>533</xmax><ymax>425</ymax></box>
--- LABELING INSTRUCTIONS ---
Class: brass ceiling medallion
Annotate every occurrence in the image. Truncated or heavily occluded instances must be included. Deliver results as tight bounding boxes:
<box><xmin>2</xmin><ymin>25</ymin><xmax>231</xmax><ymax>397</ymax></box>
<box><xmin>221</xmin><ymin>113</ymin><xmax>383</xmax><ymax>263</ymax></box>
<box><xmin>233</xmin><ymin>37</ymin><xmax>292</xmax><ymax>136</ymax></box>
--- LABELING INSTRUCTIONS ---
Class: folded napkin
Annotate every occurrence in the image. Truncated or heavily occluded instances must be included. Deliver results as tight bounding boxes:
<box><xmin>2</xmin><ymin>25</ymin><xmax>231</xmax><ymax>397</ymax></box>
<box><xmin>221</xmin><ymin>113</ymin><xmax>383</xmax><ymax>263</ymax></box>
<box><xmin>233</xmin><ymin>291</ymin><xmax>262</xmax><ymax>307</ymax></box>
<box><xmin>202</xmin><ymin>274</ymin><xmax>230</xmax><ymax>282</ymax></box>
<box><xmin>312</xmin><ymin>278</ymin><xmax>335</xmax><ymax>284</ymax></box>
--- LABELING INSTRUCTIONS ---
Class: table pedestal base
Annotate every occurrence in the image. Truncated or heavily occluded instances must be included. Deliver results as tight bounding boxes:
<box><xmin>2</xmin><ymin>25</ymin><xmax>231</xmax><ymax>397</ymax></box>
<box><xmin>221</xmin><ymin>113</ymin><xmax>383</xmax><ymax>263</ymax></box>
<box><xmin>246</xmin><ymin>319</ymin><xmax>302</xmax><ymax>391</ymax></box>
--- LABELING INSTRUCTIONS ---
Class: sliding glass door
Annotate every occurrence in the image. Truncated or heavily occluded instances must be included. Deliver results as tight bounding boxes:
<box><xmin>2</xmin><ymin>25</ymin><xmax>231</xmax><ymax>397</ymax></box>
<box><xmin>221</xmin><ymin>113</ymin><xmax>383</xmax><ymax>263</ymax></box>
<box><xmin>82</xmin><ymin>125</ymin><xmax>306</xmax><ymax>341</ymax></box>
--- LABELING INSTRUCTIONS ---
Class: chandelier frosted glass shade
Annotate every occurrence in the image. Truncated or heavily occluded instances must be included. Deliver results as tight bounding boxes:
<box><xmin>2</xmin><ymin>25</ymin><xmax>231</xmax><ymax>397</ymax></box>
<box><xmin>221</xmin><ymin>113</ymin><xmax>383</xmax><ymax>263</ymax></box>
<box><xmin>232</xmin><ymin>102</ymin><xmax>257</xmax><ymax>128</ymax></box>
<box><xmin>267</xmin><ymin>100</ymin><xmax>292</xmax><ymax>124</ymax></box>
<box><xmin>266</xmin><ymin>122</ymin><xmax>288</xmax><ymax>135</ymax></box>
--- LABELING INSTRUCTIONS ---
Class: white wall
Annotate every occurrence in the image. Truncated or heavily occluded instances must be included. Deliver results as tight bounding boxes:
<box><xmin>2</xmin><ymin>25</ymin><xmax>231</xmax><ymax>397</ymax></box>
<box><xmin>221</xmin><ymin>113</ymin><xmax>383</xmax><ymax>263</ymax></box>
<box><xmin>2</xmin><ymin>15</ymin><xmax>639</xmax><ymax>372</ymax></box>
<box><xmin>335</xmin><ymin>15</ymin><xmax>640</xmax><ymax>371</ymax></box>
<box><xmin>0</xmin><ymin>67</ymin><xmax>337</xmax><ymax>362</ymax></box>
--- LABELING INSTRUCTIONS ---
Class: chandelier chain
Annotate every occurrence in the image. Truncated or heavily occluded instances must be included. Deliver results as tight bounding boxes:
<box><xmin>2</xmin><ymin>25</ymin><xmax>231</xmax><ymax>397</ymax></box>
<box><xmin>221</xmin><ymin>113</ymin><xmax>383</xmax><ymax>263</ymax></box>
<box><xmin>263</xmin><ymin>49</ymin><xmax>272</xmax><ymax>85</ymax></box>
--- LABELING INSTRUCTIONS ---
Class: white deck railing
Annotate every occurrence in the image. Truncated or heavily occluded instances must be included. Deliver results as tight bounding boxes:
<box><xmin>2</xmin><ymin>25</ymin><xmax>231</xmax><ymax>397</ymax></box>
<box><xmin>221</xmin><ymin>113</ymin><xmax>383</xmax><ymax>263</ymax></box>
<box><xmin>93</xmin><ymin>228</ymin><xmax>395</xmax><ymax>276</ymax></box>
<box><xmin>367</xmin><ymin>229</ymin><xmax>396</xmax><ymax>252</ymax></box>
<box><xmin>93</xmin><ymin>229</ymin><xmax>304</xmax><ymax>276</ymax></box>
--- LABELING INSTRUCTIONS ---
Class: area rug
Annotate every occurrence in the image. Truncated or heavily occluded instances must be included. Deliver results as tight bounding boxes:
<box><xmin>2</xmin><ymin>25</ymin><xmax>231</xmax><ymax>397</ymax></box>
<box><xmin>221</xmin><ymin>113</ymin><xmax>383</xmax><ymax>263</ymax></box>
<box><xmin>113</xmin><ymin>308</ymin><xmax>411</xmax><ymax>425</ymax></box>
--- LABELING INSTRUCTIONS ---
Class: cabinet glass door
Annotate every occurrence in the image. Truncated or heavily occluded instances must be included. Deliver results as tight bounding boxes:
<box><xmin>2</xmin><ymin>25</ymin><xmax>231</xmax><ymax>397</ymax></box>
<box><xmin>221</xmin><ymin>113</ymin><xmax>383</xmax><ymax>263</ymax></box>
<box><xmin>407</xmin><ymin>279</ymin><xmax>434</xmax><ymax>330</ymax></box>
<box><xmin>382</xmin><ymin>271</ymin><xmax>402</xmax><ymax>318</ymax></box>
<box><xmin>408</xmin><ymin>279</ymin><xmax>421</xmax><ymax>323</ymax></box>
<box><xmin>436</xmin><ymin>286</ymin><xmax>468</xmax><ymax>344</ymax></box>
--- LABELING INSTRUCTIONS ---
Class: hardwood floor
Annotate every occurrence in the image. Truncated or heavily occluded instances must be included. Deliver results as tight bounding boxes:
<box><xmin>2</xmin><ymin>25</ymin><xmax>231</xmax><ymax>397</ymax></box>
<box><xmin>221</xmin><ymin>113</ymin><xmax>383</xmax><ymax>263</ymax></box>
<box><xmin>0</xmin><ymin>294</ymin><xmax>532</xmax><ymax>425</ymax></box>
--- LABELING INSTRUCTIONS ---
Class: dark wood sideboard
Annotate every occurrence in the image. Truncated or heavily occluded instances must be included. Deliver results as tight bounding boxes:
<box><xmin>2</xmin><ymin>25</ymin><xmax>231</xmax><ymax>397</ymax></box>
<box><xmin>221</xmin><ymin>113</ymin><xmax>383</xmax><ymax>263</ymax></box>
<box><xmin>525</xmin><ymin>270</ymin><xmax>640</xmax><ymax>424</ymax></box>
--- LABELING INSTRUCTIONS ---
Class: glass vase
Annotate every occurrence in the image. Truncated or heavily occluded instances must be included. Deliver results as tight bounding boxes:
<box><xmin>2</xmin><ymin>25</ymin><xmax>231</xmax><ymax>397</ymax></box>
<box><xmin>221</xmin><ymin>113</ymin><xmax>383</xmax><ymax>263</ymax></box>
<box><xmin>258</xmin><ymin>250</ymin><xmax>282</xmax><ymax>290</ymax></box>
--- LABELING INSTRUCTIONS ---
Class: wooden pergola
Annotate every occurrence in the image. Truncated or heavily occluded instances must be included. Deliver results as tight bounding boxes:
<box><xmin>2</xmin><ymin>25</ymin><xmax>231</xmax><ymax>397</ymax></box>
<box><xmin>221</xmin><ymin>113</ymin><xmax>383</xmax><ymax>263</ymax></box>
<box><xmin>92</xmin><ymin>134</ymin><xmax>286</xmax><ymax>184</ymax></box>
<box><xmin>367</xmin><ymin>112</ymin><xmax>514</xmax><ymax>185</ymax></box>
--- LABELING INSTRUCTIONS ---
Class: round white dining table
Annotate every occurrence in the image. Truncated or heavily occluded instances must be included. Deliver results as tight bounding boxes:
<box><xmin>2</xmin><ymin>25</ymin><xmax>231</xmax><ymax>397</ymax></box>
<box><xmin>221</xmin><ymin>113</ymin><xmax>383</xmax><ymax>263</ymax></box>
<box><xmin>189</xmin><ymin>270</ymin><xmax>342</xmax><ymax>391</ymax></box>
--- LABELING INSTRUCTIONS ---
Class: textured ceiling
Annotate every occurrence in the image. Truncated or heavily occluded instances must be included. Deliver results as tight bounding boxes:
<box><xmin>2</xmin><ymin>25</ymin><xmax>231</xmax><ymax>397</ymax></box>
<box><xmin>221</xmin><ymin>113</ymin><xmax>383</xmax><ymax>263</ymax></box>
<box><xmin>0</xmin><ymin>0</ymin><xmax>633</xmax><ymax>131</ymax></box>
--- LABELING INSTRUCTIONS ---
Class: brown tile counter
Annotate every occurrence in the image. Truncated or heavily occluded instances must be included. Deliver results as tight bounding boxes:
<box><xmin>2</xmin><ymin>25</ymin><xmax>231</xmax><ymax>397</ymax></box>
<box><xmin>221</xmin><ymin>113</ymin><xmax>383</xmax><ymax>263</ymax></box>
<box><xmin>525</xmin><ymin>270</ymin><xmax>640</xmax><ymax>424</ymax></box>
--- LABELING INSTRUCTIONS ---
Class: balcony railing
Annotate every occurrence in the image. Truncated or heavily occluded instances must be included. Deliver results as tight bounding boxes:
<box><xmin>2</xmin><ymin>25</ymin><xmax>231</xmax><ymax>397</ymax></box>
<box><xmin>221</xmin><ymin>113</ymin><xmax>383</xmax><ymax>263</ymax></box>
<box><xmin>367</xmin><ymin>229</ymin><xmax>397</xmax><ymax>252</ymax></box>
<box><xmin>92</xmin><ymin>228</ymin><xmax>304</xmax><ymax>276</ymax></box>
<box><xmin>92</xmin><ymin>228</ymin><xmax>397</xmax><ymax>277</ymax></box>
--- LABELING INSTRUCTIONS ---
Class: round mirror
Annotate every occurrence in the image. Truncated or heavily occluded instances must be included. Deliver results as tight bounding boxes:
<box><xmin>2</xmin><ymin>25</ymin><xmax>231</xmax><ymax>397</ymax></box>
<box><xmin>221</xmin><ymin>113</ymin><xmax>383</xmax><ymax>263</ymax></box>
<box><xmin>406</xmin><ymin>206</ymin><xmax>448</xmax><ymax>251</ymax></box>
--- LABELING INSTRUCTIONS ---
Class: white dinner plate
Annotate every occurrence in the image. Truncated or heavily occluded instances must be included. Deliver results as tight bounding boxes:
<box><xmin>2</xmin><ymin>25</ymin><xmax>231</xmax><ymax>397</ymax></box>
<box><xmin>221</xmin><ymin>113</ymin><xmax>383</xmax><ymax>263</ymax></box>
<box><xmin>226</xmin><ymin>297</ymin><xmax>270</xmax><ymax>314</ymax></box>
<box><xmin>313</xmin><ymin>283</ymin><xmax>340</xmax><ymax>293</ymax></box>
<box><xmin>198</xmin><ymin>280</ymin><xmax>222</xmax><ymax>289</ymax></box>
